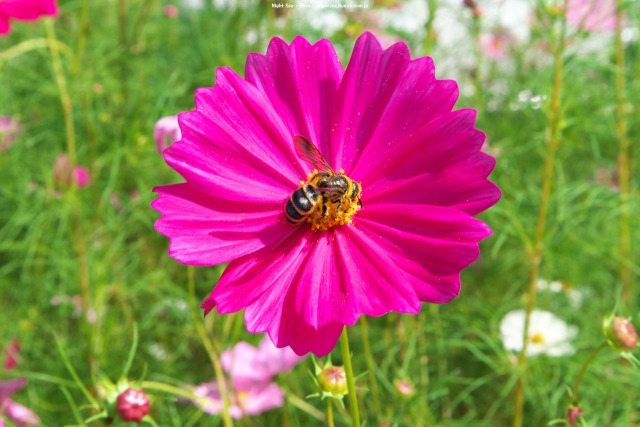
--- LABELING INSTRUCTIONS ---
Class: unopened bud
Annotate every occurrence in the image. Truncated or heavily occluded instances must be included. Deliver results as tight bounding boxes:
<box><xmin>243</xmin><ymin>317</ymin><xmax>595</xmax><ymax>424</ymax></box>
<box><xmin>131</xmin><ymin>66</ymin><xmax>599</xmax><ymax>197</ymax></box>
<box><xmin>394</xmin><ymin>379</ymin><xmax>415</xmax><ymax>399</ymax></box>
<box><xmin>317</xmin><ymin>365</ymin><xmax>348</xmax><ymax>398</ymax></box>
<box><xmin>567</xmin><ymin>405</ymin><xmax>582</xmax><ymax>425</ymax></box>
<box><xmin>116</xmin><ymin>388</ymin><xmax>150</xmax><ymax>423</ymax></box>
<box><xmin>604</xmin><ymin>316</ymin><xmax>638</xmax><ymax>351</ymax></box>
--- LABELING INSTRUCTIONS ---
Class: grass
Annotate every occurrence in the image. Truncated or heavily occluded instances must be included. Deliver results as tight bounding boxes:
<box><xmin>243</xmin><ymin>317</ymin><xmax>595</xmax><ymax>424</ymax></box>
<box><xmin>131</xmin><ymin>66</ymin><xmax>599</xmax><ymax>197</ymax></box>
<box><xmin>0</xmin><ymin>0</ymin><xmax>639</xmax><ymax>426</ymax></box>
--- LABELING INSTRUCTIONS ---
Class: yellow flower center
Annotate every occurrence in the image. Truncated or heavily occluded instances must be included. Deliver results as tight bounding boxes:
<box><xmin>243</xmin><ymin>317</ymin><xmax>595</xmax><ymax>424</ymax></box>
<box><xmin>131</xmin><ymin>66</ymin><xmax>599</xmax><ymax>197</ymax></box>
<box><xmin>530</xmin><ymin>332</ymin><xmax>545</xmax><ymax>344</ymax></box>
<box><xmin>304</xmin><ymin>169</ymin><xmax>362</xmax><ymax>232</ymax></box>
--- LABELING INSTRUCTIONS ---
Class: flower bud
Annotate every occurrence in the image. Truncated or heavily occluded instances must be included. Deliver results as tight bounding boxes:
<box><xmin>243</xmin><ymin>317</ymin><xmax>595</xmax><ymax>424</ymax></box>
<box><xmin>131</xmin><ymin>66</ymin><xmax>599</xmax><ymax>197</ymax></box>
<box><xmin>116</xmin><ymin>388</ymin><xmax>150</xmax><ymax>423</ymax></box>
<box><xmin>394</xmin><ymin>379</ymin><xmax>415</xmax><ymax>399</ymax></box>
<box><xmin>567</xmin><ymin>405</ymin><xmax>582</xmax><ymax>425</ymax></box>
<box><xmin>604</xmin><ymin>316</ymin><xmax>638</xmax><ymax>351</ymax></box>
<box><xmin>317</xmin><ymin>365</ymin><xmax>348</xmax><ymax>398</ymax></box>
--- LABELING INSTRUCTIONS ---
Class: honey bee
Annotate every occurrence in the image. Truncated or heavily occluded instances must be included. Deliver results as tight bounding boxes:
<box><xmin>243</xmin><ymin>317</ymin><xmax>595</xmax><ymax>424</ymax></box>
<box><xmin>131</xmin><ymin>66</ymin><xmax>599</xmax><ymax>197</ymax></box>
<box><xmin>285</xmin><ymin>135</ymin><xmax>362</xmax><ymax>227</ymax></box>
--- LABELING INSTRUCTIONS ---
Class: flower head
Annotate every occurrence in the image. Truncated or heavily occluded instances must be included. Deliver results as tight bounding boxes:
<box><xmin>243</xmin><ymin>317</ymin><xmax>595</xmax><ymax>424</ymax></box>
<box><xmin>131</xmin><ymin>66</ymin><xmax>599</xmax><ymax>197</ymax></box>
<box><xmin>566</xmin><ymin>0</ymin><xmax>619</xmax><ymax>32</ymax></box>
<box><xmin>221</xmin><ymin>335</ymin><xmax>305</xmax><ymax>388</ymax></box>
<box><xmin>604</xmin><ymin>316</ymin><xmax>638</xmax><ymax>352</ymax></box>
<box><xmin>153</xmin><ymin>115</ymin><xmax>182</xmax><ymax>153</ymax></box>
<box><xmin>0</xmin><ymin>116</ymin><xmax>23</xmax><ymax>151</ymax></box>
<box><xmin>116</xmin><ymin>388</ymin><xmax>150</xmax><ymax>423</ymax></box>
<box><xmin>193</xmin><ymin>380</ymin><xmax>284</xmax><ymax>419</ymax></box>
<box><xmin>152</xmin><ymin>32</ymin><xmax>500</xmax><ymax>356</ymax></box>
<box><xmin>0</xmin><ymin>0</ymin><xmax>59</xmax><ymax>36</ymax></box>
<box><xmin>0</xmin><ymin>378</ymin><xmax>40</xmax><ymax>427</ymax></box>
<box><xmin>500</xmin><ymin>309</ymin><xmax>578</xmax><ymax>357</ymax></box>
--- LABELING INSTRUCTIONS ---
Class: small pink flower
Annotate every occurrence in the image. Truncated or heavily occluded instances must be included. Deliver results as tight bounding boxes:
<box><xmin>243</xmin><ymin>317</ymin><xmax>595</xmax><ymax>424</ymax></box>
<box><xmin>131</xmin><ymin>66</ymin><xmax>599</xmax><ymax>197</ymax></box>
<box><xmin>153</xmin><ymin>115</ymin><xmax>181</xmax><ymax>153</ymax></box>
<box><xmin>221</xmin><ymin>336</ymin><xmax>305</xmax><ymax>387</ymax></box>
<box><xmin>116</xmin><ymin>388</ymin><xmax>150</xmax><ymax>423</ymax></box>
<box><xmin>0</xmin><ymin>0</ymin><xmax>59</xmax><ymax>36</ymax></box>
<box><xmin>566</xmin><ymin>0</ymin><xmax>619</xmax><ymax>32</ymax></box>
<box><xmin>53</xmin><ymin>154</ymin><xmax>91</xmax><ymax>189</ymax></box>
<box><xmin>0</xmin><ymin>116</ymin><xmax>23</xmax><ymax>152</ymax></box>
<box><xmin>0</xmin><ymin>378</ymin><xmax>40</xmax><ymax>427</ymax></box>
<box><xmin>193</xmin><ymin>380</ymin><xmax>284</xmax><ymax>419</ymax></box>
<box><xmin>3</xmin><ymin>339</ymin><xmax>20</xmax><ymax>371</ymax></box>
<box><xmin>163</xmin><ymin>4</ymin><xmax>179</xmax><ymax>19</ymax></box>
<box><xmin>480</xmin><ymin>32</ymin><xmax>513</xmax><ymax>60</ymax></box>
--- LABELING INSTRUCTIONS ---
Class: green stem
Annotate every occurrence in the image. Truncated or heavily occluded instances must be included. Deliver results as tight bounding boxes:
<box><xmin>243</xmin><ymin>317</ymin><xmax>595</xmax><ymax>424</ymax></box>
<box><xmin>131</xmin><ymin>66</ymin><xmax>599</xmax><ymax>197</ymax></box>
<box><xmin>614</xmin><ymin>0</ymin><xmax>632</xmax><ymax>306</ymax></box>
<box><xmin>187</xmin><ymin>267</ymin><xmax>234</xmax><ymax>427</ymax></box>
<box><xmin>45</xmin><ymin>18</ymin><xmax>96</xmax><ymax>374</ymax></box>
<box><xmin>359</xmin><ymin>316</ymin><xmax>381</xmax><ymax>418</ymax></box>
<box><xmin>423</xmin><ymin>0</ymin><xmax>438</xmax><ymax>55</ymax></box>
<box><xmin>512</xmin><ymin>6</ymin><xmax>567</xmax><ymax>427</ymax></box>
<box><xmin>327</xmin><ymin>398</ymin><xmax>335</xmax><ymax>427</ymax></box>
<box><xmin>572</xmin><ymin>343</ymin><xmax>606</xmax><ymax>401</ymax></box>
<box><xmin>340</xmin><ymin>327</ymin><xmax>361</xmax><ymax>427</ymax></box>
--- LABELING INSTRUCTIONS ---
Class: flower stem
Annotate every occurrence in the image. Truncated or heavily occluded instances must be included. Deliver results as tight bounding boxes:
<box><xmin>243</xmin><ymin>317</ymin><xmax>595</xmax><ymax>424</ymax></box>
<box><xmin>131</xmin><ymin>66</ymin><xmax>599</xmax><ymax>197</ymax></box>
<box><xmin>327</xmin><ymin>397</ymin><xmax>335</xmax><ymax>427</ymax></box>
<box><xmin>359</xmin><ymin>316</ymin><xmax>382</xmax><ymax>419</ymax></box>
<box><xmin>512</xmin><ymin>7</ymin><xmax>567</xmax><ymax>427</ymax></box>
<box><xmin>614</xmin><ymin>0</ymin><xmax>632</xmax><ymax>306</ymax></box>
<box><xmin>572</xmin><ymin>343</ymin><xmax>606</xmax><ymax>401</ymax></box>
<box><xmin>187</xmin><ymin>267</ymin><xmax>234</xmax><ymax>427</ymax></box>
<box><xmin>45</xmin><ymin>18</ymin><xmax>96</xmax><ymax>374</ymax></box>
<box><xmin>340</xmin><ymin>327</ymin><xmax>361</xmax><ymax>427</ymax></box>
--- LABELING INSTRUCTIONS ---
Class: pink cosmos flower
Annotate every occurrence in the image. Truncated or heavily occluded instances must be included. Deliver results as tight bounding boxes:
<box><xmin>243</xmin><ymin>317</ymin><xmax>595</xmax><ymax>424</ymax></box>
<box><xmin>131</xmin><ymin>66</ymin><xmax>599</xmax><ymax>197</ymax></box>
<box><xmin>221</xmin><ymin>335</ymin><xmax>305</xmax><ymax>387</ymax></box>
<box><xmin>191</xmin><ymin>335</ymin><xmax>304</xmax><ymax>418</ymax></box>
<box><xmin>0</xmin><ymin>116</ymin><xmax>23</xmax><ymax>152</ymax></box>
<box><xmin>153</xmin><ymin>115</ymin><xmax>182</xmax><ymax>153</ymax></box>
<box><xmin>0</xmin><ymin>378</ymin><xmax>40</xmax><ymax>427</ymax></box>
<box><xmin>53</xmin><ymin>153</ymin><xmax>91</xmax><ymax>189</ymax></box>
<box><xmin>0</xmin><ymin>0</ymin><xmax>59</xmax><ymax>36</ymax></box>
<box><xmin>163</xmin><ymin>4</ymin><xmax>179</xmax><ymax>19</ymax></box>
<box><xmin>193</xmin><ymin>380</ymin><xmax>284</xmax><ymax>419</ymax></box>
<box><xmin>566</xmin><ymin>0</ymin><xmax>619</xmax><ymax>32</ymax></box>
<box><xmin>152</xmin><ymin>32</ymin><xmax>500</xmax><ymax>356</ymax></box>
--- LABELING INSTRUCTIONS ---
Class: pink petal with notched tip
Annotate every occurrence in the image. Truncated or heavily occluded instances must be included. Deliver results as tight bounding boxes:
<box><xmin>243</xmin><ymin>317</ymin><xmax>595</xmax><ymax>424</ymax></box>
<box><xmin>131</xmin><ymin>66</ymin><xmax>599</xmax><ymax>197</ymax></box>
<box><xmin>244</xmin><ymin>37</ymin><xmax>344</xmax><ymax>165</ymax></box>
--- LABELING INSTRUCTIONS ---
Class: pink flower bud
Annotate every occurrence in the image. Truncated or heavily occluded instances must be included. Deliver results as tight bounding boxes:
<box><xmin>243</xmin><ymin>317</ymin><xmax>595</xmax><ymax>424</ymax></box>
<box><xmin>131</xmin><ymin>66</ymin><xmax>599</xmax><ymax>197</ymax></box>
<box><xmin>116</xmin><ymin>388</ymin><xmax>150</xmax><ymax>423</ymax></box>
<box><xmin>567</xmin><ymin>405</ymin><xmax>583</xmax><ymax>425</ymax></box>
<box><xmin>164</xmin><ymin>5</ymin><xmax>179</xmax><ymax>19</ymax></box>
<box><xmin>53</xmin><ymin>154</ymin><xmax>92</xmax><ymax>189</ymax></box>
<box><xmin>612</xmin><ymin>317</ymin><xmax>638</xmax><ymax>350</ymax></box>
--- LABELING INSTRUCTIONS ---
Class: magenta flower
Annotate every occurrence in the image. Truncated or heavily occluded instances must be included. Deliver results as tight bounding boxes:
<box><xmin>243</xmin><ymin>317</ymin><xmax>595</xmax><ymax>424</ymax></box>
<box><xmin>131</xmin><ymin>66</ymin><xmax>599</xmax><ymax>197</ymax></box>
<box><xmin>53</xmin><ymin>153</ymin><xmax>91</xmax><ymax>189</ymax></box>
<box><xmin>0</xmin><ymin>378</ymin><xmax>40</xmax><ymax>427</ymax></box>
<box><xmin>153</xmin><ymin>115</ymin><xmax>182</xmax><ymax>153</ymax></box>
<box><xmin>152</xmin><ymin>32</ymin><xmax>500</xmax><ymax>356</ymax></box>
<box><xmin>116</xmin><ymin>388</ymin><xmax>150</xmax><ymax>423</ymax></box>
<box><xmin>566</xmin><ymin>0</ymin><xmax>619</xmax><ymax>32</ymax></box>
<box><xmin>0</xmin><ymin>0</ymin><xmax>58</xmax><ymax>36</ymax></box>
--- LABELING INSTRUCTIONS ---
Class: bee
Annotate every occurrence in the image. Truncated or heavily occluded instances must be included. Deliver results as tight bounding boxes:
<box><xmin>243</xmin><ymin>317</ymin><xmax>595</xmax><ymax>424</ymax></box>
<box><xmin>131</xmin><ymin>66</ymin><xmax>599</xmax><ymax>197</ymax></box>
<box><xmin>285</xmin><ymin>135</ymin><xmax>362</xmax><ymax>226</ymax></box>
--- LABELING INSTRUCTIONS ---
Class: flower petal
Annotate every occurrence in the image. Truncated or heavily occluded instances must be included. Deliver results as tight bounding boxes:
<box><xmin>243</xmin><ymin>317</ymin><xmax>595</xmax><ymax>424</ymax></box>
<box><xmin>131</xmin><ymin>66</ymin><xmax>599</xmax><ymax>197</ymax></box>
<box><xmin>245</xmin><ymin>36</ymin><xmax>344</xmax><ymax>163</ymax></box>
<box><xmin>153</xmin><ymin>183</ymin><xmax>294</xmax><ymax>265</ymax></box>
<box><xmin>355</xmin><ymin>205</ymin><xmax>491</xmax><ymax>300</ymax></box>
<box><xmin>330</xmin><ymin>33</ymin><xmax>459</xmax><ymax>175</ymax></box>
<box><xmin>362</xmin><ymin>109</ymin><xmax>500</xmax><ymax>215</ymax></box>
<box><xmin>164</xmin><ymin>67</ymin><xmax>301</xmax><ymax>203</ymax></box>
<box><xmin>0</xmin><ymin>0</ymin><xmax>58</xmax><ymax>19</ymax></box>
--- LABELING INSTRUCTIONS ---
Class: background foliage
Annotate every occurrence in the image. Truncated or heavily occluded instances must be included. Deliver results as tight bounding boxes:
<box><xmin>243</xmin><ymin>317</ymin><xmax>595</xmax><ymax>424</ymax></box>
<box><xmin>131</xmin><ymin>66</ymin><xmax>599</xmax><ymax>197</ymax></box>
<box><xmin>0</xmin><ymin>0</ymin><xmax>638</xmax><ymax>425</ymax></box>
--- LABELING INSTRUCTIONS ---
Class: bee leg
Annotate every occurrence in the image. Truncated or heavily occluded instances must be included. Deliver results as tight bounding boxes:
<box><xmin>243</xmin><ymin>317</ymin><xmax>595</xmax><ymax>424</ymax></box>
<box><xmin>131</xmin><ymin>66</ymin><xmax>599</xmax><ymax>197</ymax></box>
<box><xmin>358</xmin><ymin>199</ymin><xmax>363</xmax><ymax>208</ymax></box>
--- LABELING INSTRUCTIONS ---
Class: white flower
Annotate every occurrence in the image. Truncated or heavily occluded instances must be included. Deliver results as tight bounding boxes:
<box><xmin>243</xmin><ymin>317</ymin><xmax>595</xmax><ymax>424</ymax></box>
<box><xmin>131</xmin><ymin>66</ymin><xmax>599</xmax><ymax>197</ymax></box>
<box><xmin>500</xmin><ymin>309</ymin><xmax>578</xmax><ymax>357</ymax></box>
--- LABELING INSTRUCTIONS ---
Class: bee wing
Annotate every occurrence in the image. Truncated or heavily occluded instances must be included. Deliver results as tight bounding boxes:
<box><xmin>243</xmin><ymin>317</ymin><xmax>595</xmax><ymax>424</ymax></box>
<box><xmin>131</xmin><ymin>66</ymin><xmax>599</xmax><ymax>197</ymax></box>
<box><xmin>293</xmin><ymin>135</ymin><xmax>335</xmax><ymax>174</ymax></box>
